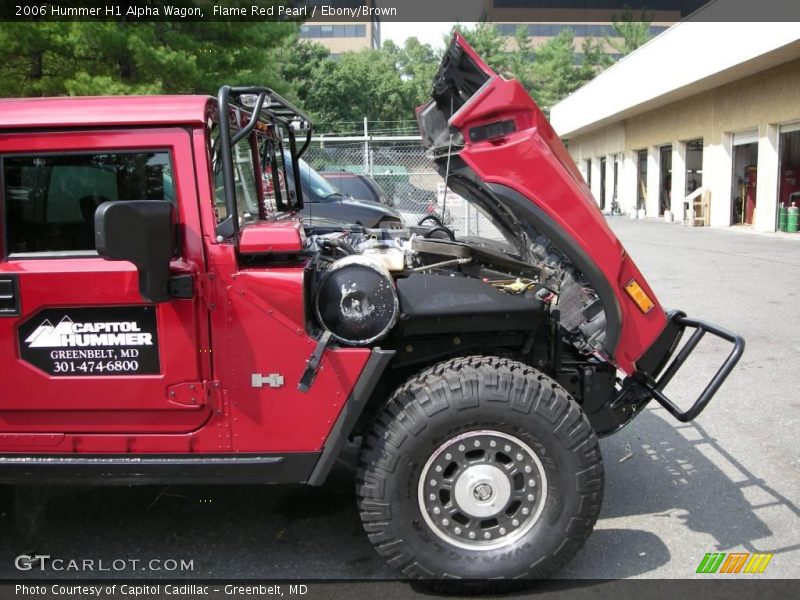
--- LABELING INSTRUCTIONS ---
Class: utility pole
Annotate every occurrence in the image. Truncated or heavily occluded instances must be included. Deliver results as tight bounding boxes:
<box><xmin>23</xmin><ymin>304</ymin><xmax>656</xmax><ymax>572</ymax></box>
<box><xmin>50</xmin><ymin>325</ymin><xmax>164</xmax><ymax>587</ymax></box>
<box><xmin>363</xmin><ymin>117</ymin><xmax>369</xmax><ymax>175</ymax></box>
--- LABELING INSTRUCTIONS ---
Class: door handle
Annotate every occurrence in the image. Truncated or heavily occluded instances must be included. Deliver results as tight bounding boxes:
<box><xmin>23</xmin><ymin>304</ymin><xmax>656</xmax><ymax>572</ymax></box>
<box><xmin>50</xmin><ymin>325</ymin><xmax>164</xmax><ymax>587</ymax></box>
<box><xmin>0</xmin><ymin>275</ymin><xmax>20</xmax><ymax>316</ymax></box>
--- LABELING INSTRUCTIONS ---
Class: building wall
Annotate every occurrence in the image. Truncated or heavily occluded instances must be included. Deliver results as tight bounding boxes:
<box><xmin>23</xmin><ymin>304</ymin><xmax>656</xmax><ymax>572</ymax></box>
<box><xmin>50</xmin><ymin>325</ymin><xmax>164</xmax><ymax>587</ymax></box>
<box><xmin>564</xmin><ymin>57</ymin><xmax>800</xmax><ymax>231</ymax></box>
<box><xmin>497</xmin><ymin>22</ymin><xmax>673</xmax><ymax>56</ymax></box>
<box><xmin>299</xmin><ymin>22</ymin><xmax>378</xmax><ymax>53</ymax></box>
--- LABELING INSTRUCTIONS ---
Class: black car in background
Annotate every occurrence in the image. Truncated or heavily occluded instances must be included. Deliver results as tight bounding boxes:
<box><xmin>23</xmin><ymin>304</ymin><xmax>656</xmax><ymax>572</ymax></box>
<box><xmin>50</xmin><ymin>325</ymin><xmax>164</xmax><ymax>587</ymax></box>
<box><xmin>320</xmin><ymin>170</ymin><xmax>393</xmax><ymax>207</ymax></box>
<box><xmin>283</xmin><ymin>157</ymin><xmax>404</xmax><ymax>229</ymax></box>
<box><xmin>320</xmin><ymin>170</ymin><xmax>452</xmax><ymax>229</ymax></box>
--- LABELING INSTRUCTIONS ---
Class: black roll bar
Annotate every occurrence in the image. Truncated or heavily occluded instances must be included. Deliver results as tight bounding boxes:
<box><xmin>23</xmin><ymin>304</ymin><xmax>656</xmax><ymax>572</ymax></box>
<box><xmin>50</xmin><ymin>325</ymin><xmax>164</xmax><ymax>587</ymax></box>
<box><xmin>216</xmin><ymin>85</ymin><xmax>314</xmax><ymax>239</ymax></box>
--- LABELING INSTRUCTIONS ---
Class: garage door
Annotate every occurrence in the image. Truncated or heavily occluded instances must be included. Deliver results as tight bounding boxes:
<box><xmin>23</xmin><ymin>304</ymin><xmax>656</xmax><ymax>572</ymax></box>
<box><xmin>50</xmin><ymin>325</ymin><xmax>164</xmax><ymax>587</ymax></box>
<box><xmin>780</xmin><ymin>121</ymin><xmax>800</xmax><ymax>134</ymax></box>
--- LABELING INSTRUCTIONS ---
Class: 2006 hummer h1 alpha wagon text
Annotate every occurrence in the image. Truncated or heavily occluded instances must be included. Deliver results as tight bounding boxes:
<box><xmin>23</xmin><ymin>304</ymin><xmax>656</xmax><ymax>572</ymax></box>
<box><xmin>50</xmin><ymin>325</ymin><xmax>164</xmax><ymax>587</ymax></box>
<box><xmin>0</xmin><ymin>34</ymin><xmax>744</xmax><ymax>581</ymax></box>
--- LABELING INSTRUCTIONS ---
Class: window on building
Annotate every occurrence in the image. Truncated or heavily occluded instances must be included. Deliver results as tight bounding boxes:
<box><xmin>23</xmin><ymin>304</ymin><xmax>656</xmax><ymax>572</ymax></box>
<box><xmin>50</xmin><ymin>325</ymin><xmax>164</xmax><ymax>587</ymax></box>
<box><xmin>3</xmin><ymin>152</ymin><xmax>173</xmax><ymax>255</ymax></box>
<box><xmin>299</xmin><ymin>24</ymin><xmax>366</xmax><ymax>39</ymax></box>
<box><xmin>493</xmin><ymin>0</ymin><xmax>699</xmax><ymax>13</ymax></box>
<box><xmin>497</xmin><ymin>21</ymin><xmax>671</xmax><ymax>39</ymax></box>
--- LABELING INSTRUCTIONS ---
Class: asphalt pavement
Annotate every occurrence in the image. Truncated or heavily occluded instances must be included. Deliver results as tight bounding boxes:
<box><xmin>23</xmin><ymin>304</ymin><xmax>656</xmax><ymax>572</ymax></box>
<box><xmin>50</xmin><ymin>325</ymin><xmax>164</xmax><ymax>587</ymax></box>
<box><xmin>0</xmin><ymin>218</ymin><xmax>798</xmax><ymax>583</ymax></box>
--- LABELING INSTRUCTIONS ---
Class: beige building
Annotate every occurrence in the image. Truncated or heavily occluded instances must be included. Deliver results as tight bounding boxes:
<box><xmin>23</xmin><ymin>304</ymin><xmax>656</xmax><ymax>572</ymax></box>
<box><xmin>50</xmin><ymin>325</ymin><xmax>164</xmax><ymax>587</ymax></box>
<box><xmin>488</xmin><ymin>0</ymin><xmax>697</xmax><ymax>54</ymax></box>
<box><xmin>550</xmin><ymin>20</ymin><xmax>800</xmax><ymax>233</ymax></box>
<box><xmin>495</xmin><ymin>22</ymin><xmax>672</xmax><ymax>56</ymax></box>
<box><xmin>298</xmin><ymin>21</ymin><xmax>380</xmax><ymax>55</ymax></box>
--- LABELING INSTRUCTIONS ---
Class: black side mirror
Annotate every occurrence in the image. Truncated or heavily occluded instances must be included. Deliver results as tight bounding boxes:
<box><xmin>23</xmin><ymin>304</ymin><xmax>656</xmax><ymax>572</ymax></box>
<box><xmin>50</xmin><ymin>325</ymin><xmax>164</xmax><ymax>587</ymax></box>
<box><xmin>95</xmin><ymin>200</ymin><xmax>176</xmax><ymax>303</ymax></box>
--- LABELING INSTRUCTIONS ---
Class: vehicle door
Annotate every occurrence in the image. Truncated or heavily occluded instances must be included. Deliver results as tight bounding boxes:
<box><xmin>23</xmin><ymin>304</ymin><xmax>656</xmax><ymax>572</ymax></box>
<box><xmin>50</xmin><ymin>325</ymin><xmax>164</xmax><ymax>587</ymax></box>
<box><xmin>0</xmin><ymin>128</ymin><xmax>212</xmax><ymax>435</ymax></box>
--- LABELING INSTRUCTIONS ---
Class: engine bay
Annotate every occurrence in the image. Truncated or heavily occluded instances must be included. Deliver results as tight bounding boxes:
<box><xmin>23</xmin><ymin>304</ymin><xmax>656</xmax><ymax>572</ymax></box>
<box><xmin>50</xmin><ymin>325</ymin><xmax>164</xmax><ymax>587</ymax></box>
<box><xmin>302</xmin><ymin>224</ymin><xmax>609</xmax><ymax>358</ymax></box>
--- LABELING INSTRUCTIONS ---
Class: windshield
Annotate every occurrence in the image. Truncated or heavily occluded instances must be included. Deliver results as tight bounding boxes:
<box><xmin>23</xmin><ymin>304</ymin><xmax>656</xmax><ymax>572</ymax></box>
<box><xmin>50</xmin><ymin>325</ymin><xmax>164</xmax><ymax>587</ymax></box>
<box><xmin>285</xmin><ymin>154</ymin><xmax>338</xmax><ymax>201</ymax></box>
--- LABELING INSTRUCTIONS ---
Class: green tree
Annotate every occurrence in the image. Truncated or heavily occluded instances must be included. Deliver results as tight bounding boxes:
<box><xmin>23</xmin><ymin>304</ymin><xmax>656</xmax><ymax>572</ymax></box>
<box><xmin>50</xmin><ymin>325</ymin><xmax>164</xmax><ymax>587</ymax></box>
<box><xmin>389</xmin><ymin>37</ymin><xmax>441</xmax><ymax>111</ymax></box>
<box><xmin>450</xmin><ymin>22</ymin><xmax>512</xmax><ymax>75</ymax></box>
<box><xmin>606</xmin><ymin>7</ymin><xmax>653</xmax><ymax>55</ymax></box>
<box><xmin>0</xmin><ymin>23</ymin><xmax>72</xmax><ymax>96</ymax></box>
<box><xmin>273</xmin><ymin>38</ymin><xmax>331</xmax><ymax>111</ymax></box>
<box><xmin>0</xmin><ymin>13</ymin><xmax>297</xmax><ymax>96</ymax></box>
<box><xmin>509</xmin><ymin>25</ymin><xmax>536</xmax><ymax>92</ymax></box>
<box><xmin>529</xmin><ymin>29</ymin><xmax>611</xmax><ymax>112</ymax></box>
<box><xmin>444</xmin><ymin>24</ymin><xmax>609</xmax><ymax>111</ymax></box>
<box><xmin>299</xmin><ymin>47</ymin><xmax>410</xmax><ymax>132</ymax></box>
<box><xmin>275</xmin><ymin>36</ymin><xmax>440</xmax><ymax>132</ymax></box>
<box><xmin>530</xmin><ymin>29</ymin><xmax>581</xmax><ymax>110</ymax></box>
<box><xmin>578</xmin><ymin>37</ymin><xmax>614</xmax><ymax>81</ymax></box>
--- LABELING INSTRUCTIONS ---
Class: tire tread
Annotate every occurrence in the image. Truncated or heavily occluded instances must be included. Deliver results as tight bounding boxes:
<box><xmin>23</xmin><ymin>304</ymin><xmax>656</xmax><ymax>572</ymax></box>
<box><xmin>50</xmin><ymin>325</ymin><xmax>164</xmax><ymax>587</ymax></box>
<box><xmin>357</xmin><ymin>355</ymin><xmax>604</xmax><ymax>581</ymax></box>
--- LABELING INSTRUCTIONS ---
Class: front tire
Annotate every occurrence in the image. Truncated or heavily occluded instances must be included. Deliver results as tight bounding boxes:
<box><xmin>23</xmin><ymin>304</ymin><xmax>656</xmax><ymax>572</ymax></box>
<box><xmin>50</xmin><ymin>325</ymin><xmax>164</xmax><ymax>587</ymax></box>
<box><xmin>357</xmin><ymin>356</ymin><xmax>603</xmax><ymax>580</ymax></box>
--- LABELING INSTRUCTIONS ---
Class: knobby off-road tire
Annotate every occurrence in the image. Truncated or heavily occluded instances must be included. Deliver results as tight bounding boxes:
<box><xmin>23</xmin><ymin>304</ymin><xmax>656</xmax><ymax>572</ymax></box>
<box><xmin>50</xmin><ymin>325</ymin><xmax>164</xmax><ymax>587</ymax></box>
<box><xmin>357</xmin><ymin>356</ymin><xmax>603</xmax><ymax>582</ymax></box>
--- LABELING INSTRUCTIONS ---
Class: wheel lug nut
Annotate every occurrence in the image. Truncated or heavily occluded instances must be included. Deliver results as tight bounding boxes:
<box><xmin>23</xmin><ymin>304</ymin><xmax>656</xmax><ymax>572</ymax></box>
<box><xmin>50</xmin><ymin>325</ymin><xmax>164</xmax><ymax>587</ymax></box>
<box><xmin>458</xmin><ymin>444</ymin><xmax>465</xmax><ymax>451</ymax></box>
<box><xmin>516</xmin><ymin>453</ymin><xmax>523</xmax><ymax>461</ymax></box>
<box><xmin>524</xmin><ymin>465</ymin><xmax>532</xmax><ymax>473</ymax></box>
<box><xmin>430</xmin><ymin>479</ymin><xmax>437</xmax><ymax>486</ymax></box>
<box><xmin>489</xmin><ymin>440</ymin><xmax>496</xmax><ymax>448</ymax></box>
<box><xmin>527</xmin><ymin>493</ymin><xmax>534</xmax><ymax>502</ymax></box>
<box><xmin>445</xmin><ymin>453</ymin><xmax>452</xmax><ymax>460</ymax></box>
<box><xmin>433</xmin><ymin>507</ymin><xmax>441</xmax><ymax>515</ymax></box>
<box><xmin>499</xmin><ymin>527</ymin><xmax>506</xmax><ymax>535</ymax></box>
<box><xmin>469</xmin><ymin>532</ymin><xmax>476</xmax><ymax>539</ymax></box>
<box><xmin>504</xmin><ymin>445</ymin><xmax>511</xmax><ymax>452</ymax></box>
<box><xmin>528</xmin><ymin>479</ymin><xmax>536</xmax><ymax>487</ymax></box>
<box><xmin>435</xmin><ymin>465</ymin><xmax>442</xmax><ymax>472</ymax></box>
<box><xmin>512</xmin><ymin>519</ymin><xmax>519</xmax><ymax>526</ymax></box>
<box><xmin>454</xmin><ymin>527</ymin><xmax>462</xmax><ymax>534</ymax></box>
<box><xmin>522</xmin><ymin>507</ymin><xmax>530</xmax><ymax>515</ymax></box>
<box><xmin>442</xmin><ymin>518</ymin><xmax>449</xmax><ymax>526</ymax></box>
<box><xmin>483</xmin><ymin>532</ymin><xmax>491</xmax><ymax>539</ymax></box>
<box><xmin>474</xmin><ymin>440</ymin><xmax>480</xmax><ymax>447</ymax></box>
<box><xmin>429</xmin><ymin>493</ymin><xmax>436</xmax><ymax>501</ymax></box>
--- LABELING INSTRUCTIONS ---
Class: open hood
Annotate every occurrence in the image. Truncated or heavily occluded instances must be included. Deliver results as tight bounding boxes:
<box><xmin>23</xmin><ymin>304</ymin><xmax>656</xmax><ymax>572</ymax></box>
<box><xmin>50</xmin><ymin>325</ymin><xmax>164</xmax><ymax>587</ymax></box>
<box><xmin>417</xmin><ymin>33</ymin><xmax>667</xmax><ymax>374</ymax></box>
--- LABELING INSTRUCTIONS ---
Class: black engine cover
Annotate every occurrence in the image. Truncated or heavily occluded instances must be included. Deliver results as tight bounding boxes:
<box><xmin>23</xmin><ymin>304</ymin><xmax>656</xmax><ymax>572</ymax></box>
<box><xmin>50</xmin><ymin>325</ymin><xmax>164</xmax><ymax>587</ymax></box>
<box><xmin>395</xmin><ymin>273</ymin><xmax>542</xmax><ymax>336</ymax></box>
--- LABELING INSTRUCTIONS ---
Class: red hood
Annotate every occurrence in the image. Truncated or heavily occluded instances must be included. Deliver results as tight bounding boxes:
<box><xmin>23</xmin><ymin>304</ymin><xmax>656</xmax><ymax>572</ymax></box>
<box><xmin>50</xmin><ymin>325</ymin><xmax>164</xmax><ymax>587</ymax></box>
<box><xmin>416</xmin><ymin>32</ymin><xmax>667</xmax><ymax>374</ymax></box>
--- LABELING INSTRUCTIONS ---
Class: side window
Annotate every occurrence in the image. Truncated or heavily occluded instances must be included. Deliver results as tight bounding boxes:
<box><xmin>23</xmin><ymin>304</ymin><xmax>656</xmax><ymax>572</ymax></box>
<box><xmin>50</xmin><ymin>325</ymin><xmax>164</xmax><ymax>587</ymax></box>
<box><xmin>3</xmin><ymin>152</ymin><xmax>173</xmax><ymax>255</ymax></box>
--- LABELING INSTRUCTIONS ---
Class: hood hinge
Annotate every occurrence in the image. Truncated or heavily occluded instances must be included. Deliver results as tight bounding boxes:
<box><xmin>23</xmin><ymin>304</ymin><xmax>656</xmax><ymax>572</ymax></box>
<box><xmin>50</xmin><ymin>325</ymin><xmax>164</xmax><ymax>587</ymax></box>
<box><xmin>197</xmin><ymin>272</ymin><xmax>217</xmax><ymax>310</ymax></box>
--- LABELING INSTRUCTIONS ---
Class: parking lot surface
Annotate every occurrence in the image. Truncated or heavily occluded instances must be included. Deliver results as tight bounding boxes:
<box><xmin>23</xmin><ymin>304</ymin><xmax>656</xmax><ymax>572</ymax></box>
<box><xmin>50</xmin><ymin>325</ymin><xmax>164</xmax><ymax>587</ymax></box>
<box><xmin>1</xmin><ymin>218</ymin><xmax>798</xmax><ymax>580</ymax></box>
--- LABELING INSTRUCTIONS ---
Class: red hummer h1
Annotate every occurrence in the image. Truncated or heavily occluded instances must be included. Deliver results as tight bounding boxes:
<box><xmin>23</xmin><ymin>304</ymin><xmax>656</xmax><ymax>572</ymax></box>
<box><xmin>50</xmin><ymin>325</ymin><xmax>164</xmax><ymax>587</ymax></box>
<box><xmin>0</xmin><ymin>34</ymin><xmax>743</xmax><ymax>580</ymax></box>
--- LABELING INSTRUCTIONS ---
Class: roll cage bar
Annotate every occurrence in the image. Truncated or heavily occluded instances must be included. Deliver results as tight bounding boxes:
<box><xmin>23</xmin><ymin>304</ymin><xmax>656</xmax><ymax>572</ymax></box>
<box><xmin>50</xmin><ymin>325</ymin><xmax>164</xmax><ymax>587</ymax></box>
<box><xmin>215</xmin><ymin>85</ymin><xmax>314</xmax><ymax>239</ymax></box>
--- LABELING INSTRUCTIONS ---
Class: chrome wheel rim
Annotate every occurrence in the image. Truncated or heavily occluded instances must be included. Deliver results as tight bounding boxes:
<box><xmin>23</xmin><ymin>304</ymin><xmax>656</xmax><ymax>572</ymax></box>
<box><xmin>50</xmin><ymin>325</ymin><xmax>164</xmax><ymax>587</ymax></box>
<box><xmin>417</xmin><ymin>430</ymin><xmax>548</xmax><ymax>551</ymax></box>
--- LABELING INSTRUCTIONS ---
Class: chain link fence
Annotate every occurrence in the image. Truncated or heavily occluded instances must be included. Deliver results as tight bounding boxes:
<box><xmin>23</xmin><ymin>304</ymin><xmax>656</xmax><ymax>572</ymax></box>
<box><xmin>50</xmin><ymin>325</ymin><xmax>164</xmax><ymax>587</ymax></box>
<box><xmin>303</xmin><ymin>136</ymin><xmax>504</xmax><ymax>240</ymax></box>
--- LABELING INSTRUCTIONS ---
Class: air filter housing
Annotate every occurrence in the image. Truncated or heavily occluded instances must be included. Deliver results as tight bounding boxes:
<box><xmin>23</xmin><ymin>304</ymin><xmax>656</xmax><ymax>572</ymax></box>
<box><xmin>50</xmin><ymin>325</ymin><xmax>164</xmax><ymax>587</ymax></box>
<box><xmin>315</xmin><ymin>255</ymin><xmax>399</xmax><ymax>345</ymax></box>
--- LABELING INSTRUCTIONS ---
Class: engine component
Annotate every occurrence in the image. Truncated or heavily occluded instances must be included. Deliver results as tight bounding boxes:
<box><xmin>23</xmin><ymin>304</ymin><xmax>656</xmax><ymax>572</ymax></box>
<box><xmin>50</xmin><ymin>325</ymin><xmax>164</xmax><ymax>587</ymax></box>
<box><xmin>360</xmin><ymin>246</ymin><xmax>406</xmax><ymax>272</ymax></box>
<box><xmin>315</xmin><ymin>255</ymin><xmax>399</xmax><ymax>345</ymax></box>
<box><xmin>411</xmin><ymin>257</ymin><xmax>471</xmax><ymax>272</ymax></box>
<box><xmin>410</xmin><ymin>237</ymin><xmax>471</xmax><ymax>259</ymax></box>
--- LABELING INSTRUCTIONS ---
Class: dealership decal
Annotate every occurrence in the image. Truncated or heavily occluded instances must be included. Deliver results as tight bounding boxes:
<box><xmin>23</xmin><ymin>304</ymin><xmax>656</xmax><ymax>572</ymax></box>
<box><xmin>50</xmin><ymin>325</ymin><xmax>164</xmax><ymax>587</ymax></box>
<box><xmin>18</xmin><ymin>306</ymin><xmax>160</xmax><ymax>376</ymax></box>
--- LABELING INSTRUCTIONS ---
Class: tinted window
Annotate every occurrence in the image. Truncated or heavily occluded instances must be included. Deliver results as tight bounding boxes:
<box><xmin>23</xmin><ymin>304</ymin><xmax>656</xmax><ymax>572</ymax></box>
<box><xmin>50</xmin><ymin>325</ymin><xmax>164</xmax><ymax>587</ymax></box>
<box><xmin>325</xmin><ymin>175</ymin><xmax>375</xmax><ymax>201</ymax></box>
<box><xmin>4</xmin><ymin>152</ymin><xmax>173</xmax><ymax>255</ymax></box>
<box><xmin>284</xmin><ymin>156</ymin><xmax>338</xmax><ymax>202</ymax></box>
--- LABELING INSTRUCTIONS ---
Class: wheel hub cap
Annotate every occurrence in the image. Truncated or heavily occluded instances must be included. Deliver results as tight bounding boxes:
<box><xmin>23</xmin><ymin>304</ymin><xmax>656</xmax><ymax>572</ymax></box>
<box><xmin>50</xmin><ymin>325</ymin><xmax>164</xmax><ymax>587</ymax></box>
<box><xmin>417</xmin><ymin>430</ymin><xmax>548</xmax><ymax>551</ymax></box>
<box><xmin>454</xmin><ymin>464</ymin><xmax>510</xmax><ymax>518</ymax></box>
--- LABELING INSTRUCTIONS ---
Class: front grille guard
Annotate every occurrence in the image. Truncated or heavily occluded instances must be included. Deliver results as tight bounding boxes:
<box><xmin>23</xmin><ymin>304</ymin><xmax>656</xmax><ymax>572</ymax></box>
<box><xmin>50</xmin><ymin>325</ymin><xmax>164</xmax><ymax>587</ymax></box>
<box><xmin>639</xmin><ymin>310</ymin><xmax>745</xmax><ymax>422</ymax></box>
